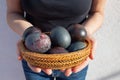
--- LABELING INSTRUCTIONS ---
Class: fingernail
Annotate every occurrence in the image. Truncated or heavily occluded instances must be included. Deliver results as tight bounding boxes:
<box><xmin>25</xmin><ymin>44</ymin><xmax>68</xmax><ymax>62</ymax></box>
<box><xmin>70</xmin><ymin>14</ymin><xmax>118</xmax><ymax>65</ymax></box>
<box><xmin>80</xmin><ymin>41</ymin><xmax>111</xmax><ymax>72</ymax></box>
<box><xmin>18</xmin><ymin>57</ymin><xmax>22</xmax><ymax>60</ymax></box>
<box><xmin>48</xmin><ymin>71</ymin><xmax>52</xmax><ymax>75</ymax></box>
<box><xmin>37</xmin><ymin>69</ymin><xmax>41</xmax><ymax>73</ymax></box>
<box><xmin>65</xmin><ymin>72</ymin><xmax>72</xmax><ymax>77</ymax></box>
<box><xmin>35</xmin><ymin>70</ymin><xmax>41</xmax><ymax>73</ymax></box>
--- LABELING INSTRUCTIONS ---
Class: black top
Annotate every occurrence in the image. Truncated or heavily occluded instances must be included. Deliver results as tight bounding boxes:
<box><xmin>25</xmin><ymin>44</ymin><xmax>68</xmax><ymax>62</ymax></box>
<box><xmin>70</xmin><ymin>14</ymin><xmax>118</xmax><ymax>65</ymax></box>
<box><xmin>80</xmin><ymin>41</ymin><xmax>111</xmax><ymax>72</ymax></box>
<box><xmin>21</xmin><ymin>0</ymin><xmax>92</xmax><ymax>32</ymax></box>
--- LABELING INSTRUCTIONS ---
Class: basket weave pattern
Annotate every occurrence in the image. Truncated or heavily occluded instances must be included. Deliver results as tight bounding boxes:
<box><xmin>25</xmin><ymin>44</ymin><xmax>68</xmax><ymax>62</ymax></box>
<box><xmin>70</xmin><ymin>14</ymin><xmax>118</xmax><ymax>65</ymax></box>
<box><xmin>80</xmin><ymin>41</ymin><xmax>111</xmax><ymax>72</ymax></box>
<box><xmin>19</xmin><ymin>39</ymin><xmax>92</xmax><ymax>69</ymax></box>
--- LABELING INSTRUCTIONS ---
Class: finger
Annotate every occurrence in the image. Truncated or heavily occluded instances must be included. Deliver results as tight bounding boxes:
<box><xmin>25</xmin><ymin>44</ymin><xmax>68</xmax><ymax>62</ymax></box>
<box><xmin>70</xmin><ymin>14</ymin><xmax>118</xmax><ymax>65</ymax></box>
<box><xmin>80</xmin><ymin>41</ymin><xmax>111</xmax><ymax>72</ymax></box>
<box><xmin>17</xmin><ymin>46</ymin><xmax>22</xmax><ymax>60</ymax></box>
<box><xmin>60</xmin><ymin>69</ymin><xmax>66</xmax><ymax>72</ymax></box>
<box><xmin>89</xmin><ymin>37</ymin><xmax>97</xmax><ymax>60</ymax></box>
<box><xmin>64</xmin><ymin>68</ymin><xmax>72</xmax><ymax>77</ymax></box>
<box><xmin>27</xmin><ymin>63</ymin><xmax>41</xmax><ymax>73</ymax></box>
<box><xmin>72</xmin><ymin>57</ymin><xmax>90</xmax><ymax>73</ymax></box>
<box><xmin>17</xmin><ymin>40</ymin><xmax>23</xmax><ymax>60</ymax></box>
<box><xmin>42</xmin><ymin>69</ymin><xmax>52</xmax><ymax>75</ymax></box>
<box><xmin>18</xmin><ymin>56</ymin><xmax>22</xmax><ymax>60</ymax></box>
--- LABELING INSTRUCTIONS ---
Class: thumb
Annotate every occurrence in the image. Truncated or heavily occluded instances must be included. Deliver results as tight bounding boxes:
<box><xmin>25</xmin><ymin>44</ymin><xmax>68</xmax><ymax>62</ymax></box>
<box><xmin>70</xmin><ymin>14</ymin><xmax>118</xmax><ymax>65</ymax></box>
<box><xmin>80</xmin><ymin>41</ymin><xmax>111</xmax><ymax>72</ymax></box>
<box><xmin>17</xmin><ymin>40</ymin><xmax>23</xmax><ymax>60</ymax></box>
<box><xmin>89</xmin><ymin>37</ymin><xmax>97</xmax><ymax>60</ymax></box>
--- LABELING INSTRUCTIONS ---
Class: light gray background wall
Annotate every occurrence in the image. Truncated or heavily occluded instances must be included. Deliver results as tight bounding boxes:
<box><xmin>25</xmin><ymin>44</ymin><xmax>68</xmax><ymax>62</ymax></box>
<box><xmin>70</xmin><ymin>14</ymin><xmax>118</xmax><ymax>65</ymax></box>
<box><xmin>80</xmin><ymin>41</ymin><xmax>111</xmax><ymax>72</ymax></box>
<box><xmin>0</xmin><ymin>0</ymin><xmax>120</xmax><ymax>80</ymax></box>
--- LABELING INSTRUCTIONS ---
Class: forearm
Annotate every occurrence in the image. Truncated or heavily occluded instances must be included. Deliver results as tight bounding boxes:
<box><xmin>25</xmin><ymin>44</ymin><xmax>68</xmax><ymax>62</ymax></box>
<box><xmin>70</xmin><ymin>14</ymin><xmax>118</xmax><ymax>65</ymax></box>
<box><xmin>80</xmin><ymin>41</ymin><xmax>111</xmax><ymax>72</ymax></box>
<box><xmin>7</xmin><ymin>12</ymin><xmax>33</xmax><ymax>37</ymax></box>
<box><xmin>83</xmin><ymin>12</ymin><xmax>104</xmax><ymax>36</ymax></box>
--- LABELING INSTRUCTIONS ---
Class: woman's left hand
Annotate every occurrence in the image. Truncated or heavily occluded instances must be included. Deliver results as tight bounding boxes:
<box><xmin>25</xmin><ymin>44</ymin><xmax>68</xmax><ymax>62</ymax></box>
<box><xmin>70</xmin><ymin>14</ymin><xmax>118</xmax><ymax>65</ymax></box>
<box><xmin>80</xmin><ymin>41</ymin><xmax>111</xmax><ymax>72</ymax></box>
<box><xmin>62</xmin><ymin>35</ymin><xmax>97</xmax><ymax>77</ymax></box>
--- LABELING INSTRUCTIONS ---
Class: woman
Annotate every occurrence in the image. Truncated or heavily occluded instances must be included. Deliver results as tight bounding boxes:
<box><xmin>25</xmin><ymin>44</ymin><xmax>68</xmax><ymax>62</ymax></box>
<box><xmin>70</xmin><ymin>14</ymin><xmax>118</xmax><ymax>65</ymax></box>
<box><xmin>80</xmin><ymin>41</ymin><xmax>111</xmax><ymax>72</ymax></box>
<box><xmin>6</xmin><ymin>0</ymin><xmax>106</xmax><ymax>80</ymax></box>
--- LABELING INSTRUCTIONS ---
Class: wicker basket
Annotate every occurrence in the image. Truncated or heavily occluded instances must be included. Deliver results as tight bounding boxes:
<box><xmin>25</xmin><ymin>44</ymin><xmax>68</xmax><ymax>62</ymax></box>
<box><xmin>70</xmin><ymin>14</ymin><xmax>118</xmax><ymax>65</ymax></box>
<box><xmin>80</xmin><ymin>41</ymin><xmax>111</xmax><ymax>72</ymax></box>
<box><xmin>19</xmin><ymin>39</ymin><xmax>92</xmax><ymax>70</ymax></box>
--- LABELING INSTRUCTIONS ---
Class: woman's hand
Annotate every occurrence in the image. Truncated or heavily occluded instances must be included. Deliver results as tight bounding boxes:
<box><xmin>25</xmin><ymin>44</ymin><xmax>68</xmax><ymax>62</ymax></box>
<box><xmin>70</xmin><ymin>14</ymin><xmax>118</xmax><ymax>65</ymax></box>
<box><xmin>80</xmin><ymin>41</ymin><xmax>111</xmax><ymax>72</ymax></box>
<box><xmin>17</xmin><ymin>40</ymin><xmax>52</xmax><ymax>75</ymax></box>
<box><xmin>62</xmin><ymin>35</ymin><xmax>97</xmax><ymax>77</ymax></box>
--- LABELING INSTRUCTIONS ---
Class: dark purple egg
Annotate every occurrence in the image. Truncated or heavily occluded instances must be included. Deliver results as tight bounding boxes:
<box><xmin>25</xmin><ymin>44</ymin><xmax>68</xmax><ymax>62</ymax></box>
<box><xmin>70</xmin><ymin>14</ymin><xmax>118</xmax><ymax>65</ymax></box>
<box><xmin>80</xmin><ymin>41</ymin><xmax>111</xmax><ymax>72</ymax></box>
<box><xmin>25</xmin><ymin>32</ymin><xmax>51</xmax><ymax>53</ymax></box>
<box><xmin>46</xmin><ymin>47</ymin><xmax>68</xmax><ymax>54</ymax></box>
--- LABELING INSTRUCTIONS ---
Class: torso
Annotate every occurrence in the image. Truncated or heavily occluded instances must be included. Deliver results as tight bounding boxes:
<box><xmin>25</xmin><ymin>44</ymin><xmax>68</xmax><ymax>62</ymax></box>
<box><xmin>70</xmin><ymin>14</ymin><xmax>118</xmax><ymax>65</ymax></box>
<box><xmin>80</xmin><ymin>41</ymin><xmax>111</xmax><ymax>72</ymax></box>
<box><xmin>21</xmin><ymin>0</ymin><xmax>92</xmax><ymax>32</ymax></box>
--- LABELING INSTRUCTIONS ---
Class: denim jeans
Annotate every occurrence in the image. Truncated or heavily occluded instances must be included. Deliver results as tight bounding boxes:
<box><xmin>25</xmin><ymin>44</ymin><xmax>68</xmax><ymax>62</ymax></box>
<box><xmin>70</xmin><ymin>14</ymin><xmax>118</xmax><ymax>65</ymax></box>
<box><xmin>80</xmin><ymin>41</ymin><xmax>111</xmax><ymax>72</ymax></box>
<box><xmin>22</xmin><ymin>60</ymin><xmax>88</xmax><ymax>80</ymax></box>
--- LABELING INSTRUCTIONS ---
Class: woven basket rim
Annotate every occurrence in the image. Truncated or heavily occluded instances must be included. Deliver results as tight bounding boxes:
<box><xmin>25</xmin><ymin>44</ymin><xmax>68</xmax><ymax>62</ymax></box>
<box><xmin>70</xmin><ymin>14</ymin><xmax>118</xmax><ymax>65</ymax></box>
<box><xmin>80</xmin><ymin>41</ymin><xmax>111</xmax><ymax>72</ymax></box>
<box><xmin>20</xmin><ymin>39</ymin><xmax>91</xmax><ymax>57</ymax></box>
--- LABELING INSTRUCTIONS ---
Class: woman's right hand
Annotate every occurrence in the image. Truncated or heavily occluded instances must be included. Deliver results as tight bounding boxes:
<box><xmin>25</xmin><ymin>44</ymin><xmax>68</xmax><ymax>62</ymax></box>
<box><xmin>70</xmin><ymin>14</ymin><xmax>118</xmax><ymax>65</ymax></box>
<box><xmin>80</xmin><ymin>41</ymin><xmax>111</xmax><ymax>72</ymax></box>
<box><xmin>17</xmin><ymin>40</ymin><xmax>52</xmax><ymax>75</ymax></box>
